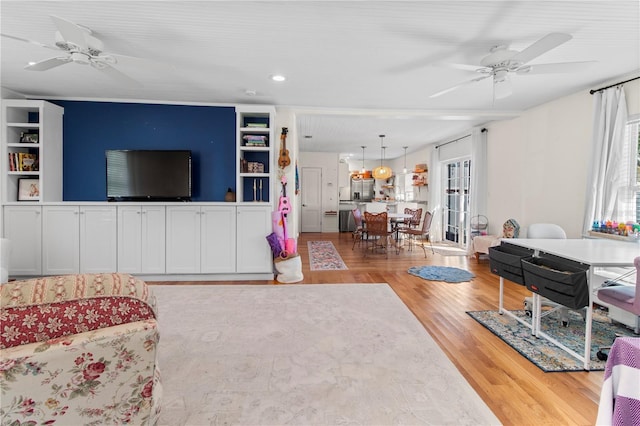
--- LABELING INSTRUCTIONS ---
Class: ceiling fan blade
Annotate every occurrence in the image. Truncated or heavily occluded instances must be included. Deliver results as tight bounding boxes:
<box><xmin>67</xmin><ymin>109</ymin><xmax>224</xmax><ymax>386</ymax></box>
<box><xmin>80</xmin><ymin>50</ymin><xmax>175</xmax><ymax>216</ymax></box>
<box><xmin>25</xmin><ymin>56</ymin><xmax>72</xmax><ymax>71</ymax></box>
<box><xmin>442</xmin><ymin>63</ymin><xmax>484</xmax><ymax>72</ymax></box>
<box><xmin>517</xmin><ymin>61</ymin><xmax>596</xmax><ymax>74</ymax></box>
<box><xmin>1</xmin><ymin>33</ymin><xmax>60</xmax><ymax>51</ymax></box>
<box><xmin>94</xmin><ymin>63</ymin><xmax>142</xmax><ymax>87</ymax></box>
<box><xmin>511</xmin><ymin>33</ymin><xmax>572</xmax><ymax>64</ymax></box>
<box><xmin>429</xmin><ymin>75</ymin><xmax>490</xmax><ymax>98</ymax></box>
<box><xmin>50</xmin><ymin>15</ymin><xmax>88</xmax><ymax>50</ymax></box>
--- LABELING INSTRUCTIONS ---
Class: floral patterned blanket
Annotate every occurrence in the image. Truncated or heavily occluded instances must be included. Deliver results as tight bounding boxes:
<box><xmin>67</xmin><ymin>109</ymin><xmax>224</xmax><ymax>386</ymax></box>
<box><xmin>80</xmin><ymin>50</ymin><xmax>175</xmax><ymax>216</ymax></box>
<box><xmin>0</xmin><ymin>273</ymin><xmax>161</xmax><ymax>425</ymax></box>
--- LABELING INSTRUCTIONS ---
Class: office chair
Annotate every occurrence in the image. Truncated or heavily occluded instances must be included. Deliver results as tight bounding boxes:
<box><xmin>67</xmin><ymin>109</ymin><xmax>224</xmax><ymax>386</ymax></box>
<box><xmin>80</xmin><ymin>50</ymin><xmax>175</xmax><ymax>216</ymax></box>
<box><xmin>399</xmin><ymin>210</ymin><xmax>434</xmax><ymax>257</ymax></box>
<box><xmin>597</xmin><ymin>256</ymin><xmax>640</xmax><ymax>334</ymax></box>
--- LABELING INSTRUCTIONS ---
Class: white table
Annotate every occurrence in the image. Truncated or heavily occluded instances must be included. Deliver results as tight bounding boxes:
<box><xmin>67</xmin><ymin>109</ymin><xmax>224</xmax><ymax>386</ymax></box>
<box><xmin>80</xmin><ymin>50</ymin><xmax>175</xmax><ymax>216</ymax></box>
<box><xmin>503</xmin><ymin>238</ymin><xmax>639</xmax><ymax>370</ymax></box>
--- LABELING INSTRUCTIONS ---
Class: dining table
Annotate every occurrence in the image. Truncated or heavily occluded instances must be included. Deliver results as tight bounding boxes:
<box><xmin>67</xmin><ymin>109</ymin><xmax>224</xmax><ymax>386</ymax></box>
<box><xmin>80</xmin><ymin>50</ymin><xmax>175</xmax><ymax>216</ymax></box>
<box><xmin>361</xmin><ymin>212</ymin><xmax>413</xmax><ymax>254</ymax></box>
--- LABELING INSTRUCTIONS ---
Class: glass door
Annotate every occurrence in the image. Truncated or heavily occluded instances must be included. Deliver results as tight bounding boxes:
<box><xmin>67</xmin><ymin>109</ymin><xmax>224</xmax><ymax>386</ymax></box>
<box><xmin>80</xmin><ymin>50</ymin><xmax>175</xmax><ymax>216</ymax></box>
<box><xmin>443</xmin><ymin>158</ymin><xmax>471</xmax><ymax>248</ymax></box>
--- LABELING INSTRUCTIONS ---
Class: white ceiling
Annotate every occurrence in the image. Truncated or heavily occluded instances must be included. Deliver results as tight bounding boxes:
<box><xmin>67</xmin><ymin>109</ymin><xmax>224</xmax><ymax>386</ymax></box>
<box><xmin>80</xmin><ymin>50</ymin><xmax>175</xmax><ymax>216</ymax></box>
<box><xmin>1</xmin><ymin>1</ymin><xmax>639</xmax><ymax>160</ymax></box>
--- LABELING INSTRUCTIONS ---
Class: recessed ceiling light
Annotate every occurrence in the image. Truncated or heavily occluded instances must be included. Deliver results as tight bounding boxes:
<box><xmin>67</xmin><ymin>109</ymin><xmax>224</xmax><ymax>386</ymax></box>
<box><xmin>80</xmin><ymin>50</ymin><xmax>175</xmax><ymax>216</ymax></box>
<box><xmin>245</xmin><ymin>89</ymin><xmax>257</xmax><ymax>96</ymax></box>
<box><xmin>271</xmin><ymin>74</ymin><xmax>286</xmax><ymax>82</ymax></box>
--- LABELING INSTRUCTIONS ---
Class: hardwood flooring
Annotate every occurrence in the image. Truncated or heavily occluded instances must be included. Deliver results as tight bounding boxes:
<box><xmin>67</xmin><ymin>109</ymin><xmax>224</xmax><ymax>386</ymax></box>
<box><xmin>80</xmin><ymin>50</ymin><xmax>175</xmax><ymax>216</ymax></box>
<box><xmin>149</xmin><ymin>232</ymin><xmax>606</xmax><ymax>425</ymax></box>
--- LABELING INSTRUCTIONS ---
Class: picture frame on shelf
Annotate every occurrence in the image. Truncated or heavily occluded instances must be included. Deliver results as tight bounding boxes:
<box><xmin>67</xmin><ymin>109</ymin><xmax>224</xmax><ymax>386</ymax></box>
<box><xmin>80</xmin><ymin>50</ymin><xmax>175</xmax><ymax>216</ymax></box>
<box><xmin>20</xmin><ymin>132</ymin><xmax>39</xmax><ymax>143</ymax></box>
<box><xmin>18</xmin><ymin>178</ymin><xmax>40</xmax><ymax>201</ymax></box>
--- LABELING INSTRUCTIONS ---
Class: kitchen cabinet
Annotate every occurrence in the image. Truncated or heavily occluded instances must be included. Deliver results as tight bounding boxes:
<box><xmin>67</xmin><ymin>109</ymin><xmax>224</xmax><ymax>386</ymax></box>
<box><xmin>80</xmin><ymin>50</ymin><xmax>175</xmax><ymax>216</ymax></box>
<box><xmin>117</xmin><ymin>205</ymin><xmax>166</xmax><ymax>274</ymax></box>
<box><xmin>42</xmin><ymin>205</ymin><xmax>117</xmax><ymax>275</ymax></box>
<box><xmin>3</xmin><ymin>205</ymin><xmax>42</xmax><ymax>275</ymax></box>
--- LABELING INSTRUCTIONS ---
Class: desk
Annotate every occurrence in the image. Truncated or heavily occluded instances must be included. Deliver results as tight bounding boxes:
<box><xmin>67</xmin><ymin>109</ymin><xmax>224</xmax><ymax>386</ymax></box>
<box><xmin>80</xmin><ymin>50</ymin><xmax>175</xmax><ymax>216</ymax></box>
<box><xmin>503</xmin><ymin>238</ymin><xmax>639</xmax><ymax>370</ymax></box>
<box><xmin>596</xmin><ymin>337</ymin><xmax>640</xmax><ymax>425</ymax></box>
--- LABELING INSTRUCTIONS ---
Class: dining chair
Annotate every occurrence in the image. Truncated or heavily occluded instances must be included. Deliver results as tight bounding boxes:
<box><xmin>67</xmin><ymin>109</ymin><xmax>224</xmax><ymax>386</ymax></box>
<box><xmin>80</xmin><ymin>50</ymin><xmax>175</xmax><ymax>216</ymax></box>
<box><xmin>363</xmin><ymin>211</ymin><xmax>394</xmax><ymax>257</ymax></box>
<box><xmin>402</xmin><ymin>208</ymin><xmax>422</xmax><ymax>229</ymax></box>
<box><xmin>399</xmin><ymin>210</ymin><xmax>433</xmax><ymax>257</ymax></box>
<box><xmin>351</xmin><ymin>207</ymin><xmax>366</xmax><ymax>250</ymax></box>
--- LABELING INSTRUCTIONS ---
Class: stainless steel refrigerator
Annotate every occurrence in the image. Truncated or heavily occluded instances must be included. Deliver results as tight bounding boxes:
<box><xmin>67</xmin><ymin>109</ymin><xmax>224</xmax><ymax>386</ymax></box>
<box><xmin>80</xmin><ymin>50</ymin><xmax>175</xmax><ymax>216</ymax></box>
<box><xmin>351</xmin><ymin>178</ymin><xmax>374</xmax><ymax>201</ymax></box>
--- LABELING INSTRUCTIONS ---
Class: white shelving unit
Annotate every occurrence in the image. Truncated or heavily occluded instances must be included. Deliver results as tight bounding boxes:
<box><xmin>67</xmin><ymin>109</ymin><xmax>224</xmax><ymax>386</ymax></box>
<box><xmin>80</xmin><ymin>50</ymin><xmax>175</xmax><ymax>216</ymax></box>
<box><xmin>236</xmin><ymin>105</ymin><xmax>275</xmax><ymax>204</ymax></box>
<box><xmin>2</xmin><ymin>100</ymin><xmax>64</xmax><ymax>203</ymax></box>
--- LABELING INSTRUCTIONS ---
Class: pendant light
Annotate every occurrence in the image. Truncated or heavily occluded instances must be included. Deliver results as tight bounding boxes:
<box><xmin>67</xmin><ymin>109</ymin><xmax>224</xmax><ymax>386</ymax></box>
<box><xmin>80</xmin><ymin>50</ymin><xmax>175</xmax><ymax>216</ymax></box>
<box><xmin>372</xmin><ymin>134</ymin><xmax>392</xmax><ymax>179</ymax></box>
<box><xmin>402</xmin><ymin>146</ymin><xmax>408</xmax><ymax>174</ymax></box>
<box><xmin>361</xmin><ymin>145</ymin><xmax>366</xmax><ymax>173</ymax></box>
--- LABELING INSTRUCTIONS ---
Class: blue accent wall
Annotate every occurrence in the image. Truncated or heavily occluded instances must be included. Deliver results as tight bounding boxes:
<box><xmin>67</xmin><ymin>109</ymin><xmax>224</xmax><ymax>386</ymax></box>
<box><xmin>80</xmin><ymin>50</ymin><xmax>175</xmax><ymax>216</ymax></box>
<box><xmin>51</xmin><ymin>101</ymin><xmax>235</xmax><ymax>201</ymax></box>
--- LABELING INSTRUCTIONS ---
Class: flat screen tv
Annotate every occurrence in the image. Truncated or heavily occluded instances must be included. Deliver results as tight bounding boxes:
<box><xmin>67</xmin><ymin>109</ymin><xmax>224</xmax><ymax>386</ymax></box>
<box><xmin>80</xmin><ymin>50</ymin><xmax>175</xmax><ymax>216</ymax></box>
<box><xmin>106</xmin><ymin>150</ymin><xmax>192</xmax><ymax>201</ymax></box>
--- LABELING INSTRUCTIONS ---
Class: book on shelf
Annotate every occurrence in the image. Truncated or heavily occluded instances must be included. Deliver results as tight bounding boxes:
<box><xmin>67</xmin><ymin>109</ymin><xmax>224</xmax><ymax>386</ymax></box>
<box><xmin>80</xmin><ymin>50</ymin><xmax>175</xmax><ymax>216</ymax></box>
<box><xmin>8</xmin><ymin>152</ymin><xmax>38</xmax><ymax>171</ymax></box>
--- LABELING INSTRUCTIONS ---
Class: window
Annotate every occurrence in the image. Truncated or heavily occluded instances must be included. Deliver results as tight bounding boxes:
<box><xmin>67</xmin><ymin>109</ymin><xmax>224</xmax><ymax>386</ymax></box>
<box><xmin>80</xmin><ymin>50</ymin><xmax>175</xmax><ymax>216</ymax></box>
<box><xmin>622</xmin><ymin>116</ymin><xmax>640</xmax><ymax>222</ymax></box>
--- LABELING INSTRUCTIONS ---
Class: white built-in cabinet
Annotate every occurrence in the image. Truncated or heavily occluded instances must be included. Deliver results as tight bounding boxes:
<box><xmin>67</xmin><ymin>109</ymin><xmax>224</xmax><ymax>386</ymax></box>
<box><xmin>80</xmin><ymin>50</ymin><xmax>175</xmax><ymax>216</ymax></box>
<box><xmin>165</xmin><ymin>205</ymin><xmax>237</xmax><ymax>274</ymax></box>
<box><xmin>117</xmin><ymin>205</ymin><xmax>166</xmax><ymax>274</ymax></box>
<box><xmin>237</xmin><ymin>205</ymin><xmax>272</xmax><ymax>273</ymax></box>
<box><xmin>42</xmin><ymin>205</ymin><xmax>117</xmax><ymax>275</ymax></box>
<box><xmin>2</xmin><ymin>205</ymin><xmax>42</xmax><ymax>275</ymax></box>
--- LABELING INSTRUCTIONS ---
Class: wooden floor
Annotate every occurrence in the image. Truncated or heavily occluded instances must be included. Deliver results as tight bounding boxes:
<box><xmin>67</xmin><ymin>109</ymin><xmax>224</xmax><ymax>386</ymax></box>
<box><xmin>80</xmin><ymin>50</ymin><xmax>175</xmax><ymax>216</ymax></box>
<box><xmin>150</xmin><ymin>232</ymin><xmax>606</xmax><ymax>425</ymax></box>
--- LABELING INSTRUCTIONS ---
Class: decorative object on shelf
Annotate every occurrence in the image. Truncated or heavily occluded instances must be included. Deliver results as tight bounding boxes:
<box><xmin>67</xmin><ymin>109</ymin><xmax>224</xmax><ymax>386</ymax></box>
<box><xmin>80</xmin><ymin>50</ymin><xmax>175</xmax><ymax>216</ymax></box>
<box><xmin>20</xmin><ymin>132</ymin><xmax>38</xmax><ymax>143</ymax></box>
<box><xmin>224</xmin><ymin>188</ymin><xmax>236</xmax><ymax>202</ymax></box>
<box><xmin>17</xmin><ymin>178</ymin><xmax>40</xmax><ymax>201</ymax></box>
<box><xmin>402</xmin><ymin>146</ymin><xmax>408</xmax><ymax>173</ymax></box>
<box><xmin>278</xmin><ymin>127</ymin><xmax>290</xmax><ymax>169</ymax></box>
<box><xmin>360</xmin><ymin>145</ymin><xmax>366</xmax><ymax>173</ymax></box>
<box><xmin>372</xmin><ymin>134</ymin><xmax>392</xmax><ymax>179</ymax></box>
<box><xmin>247</xmin><ymin>162</ymin><xmax>264</xmax><ymax>173</ymax></box>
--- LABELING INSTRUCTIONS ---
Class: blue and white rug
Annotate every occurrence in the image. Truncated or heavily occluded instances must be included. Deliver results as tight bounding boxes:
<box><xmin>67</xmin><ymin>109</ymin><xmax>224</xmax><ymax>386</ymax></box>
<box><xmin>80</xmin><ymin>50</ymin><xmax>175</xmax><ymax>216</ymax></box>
<box><xmin>408</xmin><ymin>265</ymin><xmax>475</xmax><ymax>283</ymax></box>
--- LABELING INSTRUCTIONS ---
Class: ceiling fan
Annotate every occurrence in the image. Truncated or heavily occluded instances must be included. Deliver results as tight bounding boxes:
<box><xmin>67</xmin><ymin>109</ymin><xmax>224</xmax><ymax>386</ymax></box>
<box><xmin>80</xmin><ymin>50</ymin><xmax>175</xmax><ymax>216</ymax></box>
<box><xmin>1</xmin><ymin>15</ymin><xmax>142</xmax><ymax>86</ymax></box>
<box><xmin>429</xmin><ymin>33</ymin><xmax>594</xmax><ymax>100</ymax></box>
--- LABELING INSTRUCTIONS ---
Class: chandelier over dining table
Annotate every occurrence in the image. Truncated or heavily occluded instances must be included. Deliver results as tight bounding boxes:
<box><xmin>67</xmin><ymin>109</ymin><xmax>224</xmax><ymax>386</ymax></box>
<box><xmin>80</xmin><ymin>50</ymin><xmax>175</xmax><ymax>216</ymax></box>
<box><xmin>372</xmin><ymin>134</ymin><xmax>392</xmax><ymax>180</ymax></box>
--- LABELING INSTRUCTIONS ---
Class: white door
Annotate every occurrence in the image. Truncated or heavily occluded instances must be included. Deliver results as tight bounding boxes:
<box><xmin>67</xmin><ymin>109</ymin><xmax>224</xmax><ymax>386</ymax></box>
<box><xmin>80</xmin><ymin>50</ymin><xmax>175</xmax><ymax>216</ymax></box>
<box><xmin>3</xmin><ymin>206</ymin><xmax>42</xmax><ymax>276</ymax></box>
<box><xmin>43</xmin><ymin>205</ymin><xmax>80</xmax><ymax>275</ymax></box>
<box><xmin>166</xmin><ymin>206</ymin><xmax>201</xmax><ymax>273</ymax></box>
<box><xmin>442</xmin><ymin>158</ymin><xmax>471</xmax><ymax>248</ymax></box>
<box><xmin>117</xmin><ymin>206</ymin><xmax>143</xmax><ymax>273</ymax></box>
<box><xmin>141</xmin><ymin>206</ymin><xmax>166</xmax><ymax>274</ymax></box>
<box><xmin>201</xmin><ymin>205</ymin><xmax>236</xmax><ymax>273</ymax></box>
<box><xmin>301</xmin><ymin>167</ymin><xmax>322</xmax><ymax>232</ymax></box>
<box><xmin>237</xmin><ymin>205</ymin><xmax>271</xmax><ymax>273</ymax></box>
<box><xmin>80</xmin><ymin>206</ymin><xmax>117</xmax><ymax>273</ymax></box>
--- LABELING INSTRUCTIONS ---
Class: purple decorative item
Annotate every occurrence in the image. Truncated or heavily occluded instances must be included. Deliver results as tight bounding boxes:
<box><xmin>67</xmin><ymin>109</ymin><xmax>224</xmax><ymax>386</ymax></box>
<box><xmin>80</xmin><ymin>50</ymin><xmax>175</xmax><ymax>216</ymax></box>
<box><xmin>266</xmin><ymin>232</ymin><xmax>283</xmax><ymax>257</ymax></box>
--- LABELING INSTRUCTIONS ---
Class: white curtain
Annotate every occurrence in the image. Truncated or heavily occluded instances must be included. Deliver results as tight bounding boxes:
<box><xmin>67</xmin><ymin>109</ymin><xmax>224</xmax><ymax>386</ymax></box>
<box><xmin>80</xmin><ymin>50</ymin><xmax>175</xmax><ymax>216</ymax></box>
<box><xmin>583</xmin><ymin>87</ymin><xmax>630</xmax><ymax>233</ymax></box>
<box><xmin>468</xmin><ymin>127</ymin><xmax>488</xmax><ymax>253</ymax></box>
<box><xmin>428</xmin><ymin>145</ymin><xmax>443</xmax><ymax>242</ymax></box>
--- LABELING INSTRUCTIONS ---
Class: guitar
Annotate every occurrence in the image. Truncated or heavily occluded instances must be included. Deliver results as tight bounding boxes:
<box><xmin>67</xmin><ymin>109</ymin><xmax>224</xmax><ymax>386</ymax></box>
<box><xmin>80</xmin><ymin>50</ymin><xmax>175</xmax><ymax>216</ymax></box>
<box><xmin>278</xmin><ymin>127</ymin><xmax>291</xmax><ymax>169</ymax></box>
<box><xmin>278</xmin><ymin>175</ymin><xmax>291</xmax><ymax>215</ymax></box>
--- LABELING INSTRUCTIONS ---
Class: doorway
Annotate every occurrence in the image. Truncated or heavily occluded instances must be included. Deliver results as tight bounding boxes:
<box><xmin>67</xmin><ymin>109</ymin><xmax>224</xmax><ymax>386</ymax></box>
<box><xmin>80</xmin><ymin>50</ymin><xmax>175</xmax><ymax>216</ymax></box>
<box><xmin>442</xmin><ymin>158</ymin><xmax>471</xmax><ymax>248</ymax></box>
<box><xmin>300</xmin><ymin>167</ymin><xmax>322</xmax><ymax>232</ymax></box>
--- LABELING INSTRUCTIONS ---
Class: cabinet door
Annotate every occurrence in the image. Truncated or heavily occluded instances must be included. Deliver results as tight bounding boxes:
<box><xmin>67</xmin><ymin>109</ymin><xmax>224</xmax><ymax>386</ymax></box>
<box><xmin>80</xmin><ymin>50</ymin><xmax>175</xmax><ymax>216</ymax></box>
<box><xmin>3</xmin><ymin>206</ymin><xmax>42</xmax><ymax>275</ymax></box>
<box><xmin>166</xmin><ymin>206</ymin><xmax>200</xmax><ymax>273</ymax></box>
<box><xmin>141</xmin><ymin>206</ymin><xmax>165</xmax><ymax>274</ymax></box>
<box><xmin>80</xmin><ymin>206</ymin><xmax>117</xmax><ymax>273</ymax></box>
<box><xmin>43</xmin><ymin>206</ymin><xmax>80</xmax><ymax>275</ymax></box>
<box><xmin>236</xmin><ymin>206</ymin><xmax>272</xmax><ymax>273</ymax></box>
<box><xmin>117</xmin><ymin>206</ymin><xmax>143</xmax><ymax>273</ymax></box>
<box><xmin>200</xmin><ymin>206</ymin><xmax>236</xmax><ymax>273</ymax></box>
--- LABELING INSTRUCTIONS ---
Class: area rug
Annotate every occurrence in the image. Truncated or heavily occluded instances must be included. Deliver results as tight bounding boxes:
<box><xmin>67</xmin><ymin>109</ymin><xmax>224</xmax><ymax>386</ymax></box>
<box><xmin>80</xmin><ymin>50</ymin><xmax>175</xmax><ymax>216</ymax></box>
<box><xmin>467</xmin><ymin>309</ymin><xmax>636</xmax><ymax>372</ymax></box>
<box><xmin>153</xmin><ymin>284</ymin><xmax>500</xmax><ymax>425</ymax></box>
<box><xmin>408</xmin><ymin>265</ymin><xmax>475</xmax><ymax>283</ymax></box>
<box><xmin>307</xmin><ymin>240</ymin><xmax>348</xmax><ymax>271</ymax></box>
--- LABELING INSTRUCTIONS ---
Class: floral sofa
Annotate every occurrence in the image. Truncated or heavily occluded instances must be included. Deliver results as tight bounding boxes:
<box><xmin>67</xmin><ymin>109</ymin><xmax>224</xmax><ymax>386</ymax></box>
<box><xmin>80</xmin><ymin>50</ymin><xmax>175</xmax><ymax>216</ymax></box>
<box><xmin>0</xmin><ymin>273</ymin><xmax>161</xmax><ymax>425</ymax></box>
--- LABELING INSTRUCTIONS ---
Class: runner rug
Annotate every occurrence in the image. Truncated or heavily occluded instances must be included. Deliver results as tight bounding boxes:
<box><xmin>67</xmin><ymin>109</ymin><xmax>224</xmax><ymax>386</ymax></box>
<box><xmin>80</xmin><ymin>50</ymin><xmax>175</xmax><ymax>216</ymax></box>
<box><xmin>467</xmin><ymin>309</ymin><xmax>636</xmax><ymax>372</ymax></box>
<box><xmin>307</xmin><ymin>240</ymin><xmax>348</xmax><ymax>271</ymax></box>
<box><xmin>153</xmin><ymin>284</ymin><xmax>499</xmax><ymax>425</ymax></box>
